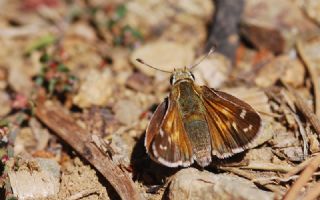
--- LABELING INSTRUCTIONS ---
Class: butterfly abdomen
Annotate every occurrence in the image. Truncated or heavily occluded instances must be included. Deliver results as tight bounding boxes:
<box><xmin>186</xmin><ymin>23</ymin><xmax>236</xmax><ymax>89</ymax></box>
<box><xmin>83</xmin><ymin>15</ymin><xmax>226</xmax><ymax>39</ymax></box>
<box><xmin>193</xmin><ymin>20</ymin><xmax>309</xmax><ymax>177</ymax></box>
<box><xmin>184</xmin><ymin>120</ymin><xmax>212</xmax><ymax>167</ymax></box>
<box><xmin>175</xmin><ymin>81</ymin><xmax>212</xmax><ymax>167</ymax></box>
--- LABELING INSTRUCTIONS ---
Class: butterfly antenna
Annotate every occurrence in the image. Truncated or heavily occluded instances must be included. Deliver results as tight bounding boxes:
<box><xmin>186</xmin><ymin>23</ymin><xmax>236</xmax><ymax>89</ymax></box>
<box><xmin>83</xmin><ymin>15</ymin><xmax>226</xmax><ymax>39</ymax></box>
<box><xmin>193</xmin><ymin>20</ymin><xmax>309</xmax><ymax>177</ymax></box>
<box><xmin>189</xmin><ymin>46</ymin><xmax>216</xmax><ymax>71</ymax></box>
<box><xmin>136</xmin><ymin>58</ymin><xmax>172</xmax><ymax>73</ymax></box>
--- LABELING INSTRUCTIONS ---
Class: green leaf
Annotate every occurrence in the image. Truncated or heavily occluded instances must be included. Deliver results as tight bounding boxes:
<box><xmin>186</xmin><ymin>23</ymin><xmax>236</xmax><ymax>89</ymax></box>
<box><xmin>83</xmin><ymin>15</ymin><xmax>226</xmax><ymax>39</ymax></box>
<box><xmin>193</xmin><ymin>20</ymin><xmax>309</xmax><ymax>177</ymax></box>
<box><xmin>35</xmin><ymin>76</ymin><xmax>44</xmax><ymax>86</ymax></box>
<box><xmin>39</xmin><ymin>53</ymin><xmax>51</xmax><ymax>63</ymax></box>
<box><xmin>63</xmin><ymin>84</ymin><xmax>73</xmax><ymax>92</ymax></box>
<box><xmin>25</xmin><ymin>35</ymin><xmax>56</xmax><ymax>55</ymax></box>
<box><xmin>131</xmin><ymin>28</ymin><xmax>143</xmax><ymax>39</ymax></box>
<box><xmin>123</xmin><ymin>25</ymin><xmax>143</xmax><ymax>39</ymax></box>
<box><xmin>69</xmin><ymin>75</ymin><xmax>77</xmax><ymax>81</ymax></box>
<box><xmin>0</xmin><ymin>118</ymin><xmax>9</xmax><ymax>127</ymax></box>
<box><xmin>57</xmin><ymin>64</ymin><xmax>69</xmax><ymax>73</ymax></box>
<box><xmin>116</xmin><ymin>4</ymin><xmax>127</xmax><ymax>19</ymax></box>
<box><xmin>107</xmin><ymin>19</ymin><xmax>117</xmax><ymax>29</ymax></box>
<box><xmin>48</xmin><ymin>78</ymin><xmax>58</xmax><ymax>95</ymax></box>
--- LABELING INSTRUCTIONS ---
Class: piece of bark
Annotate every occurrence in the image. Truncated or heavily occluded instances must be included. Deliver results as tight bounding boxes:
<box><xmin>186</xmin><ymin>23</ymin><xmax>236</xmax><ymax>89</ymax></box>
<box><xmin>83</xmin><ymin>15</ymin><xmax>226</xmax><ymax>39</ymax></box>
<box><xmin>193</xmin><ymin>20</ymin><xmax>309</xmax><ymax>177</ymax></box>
<box><xmin>168</xmin><ymin>168</ymin><xmax>274</xmax><ymax>200</ymax></box>
<box><xmin>240</xmin><ymin>0</ymin><xmax>318</xmax><ymax>54</ymax></box>
<box><xmin>35</xmin><ymin>100</ymin><xmax>143</xmax><ymax>200</ymax></box>
<box><xmin>207</xmin><ymin>0</ymin><xmax>244</xmax><ymax>60</ymax></box>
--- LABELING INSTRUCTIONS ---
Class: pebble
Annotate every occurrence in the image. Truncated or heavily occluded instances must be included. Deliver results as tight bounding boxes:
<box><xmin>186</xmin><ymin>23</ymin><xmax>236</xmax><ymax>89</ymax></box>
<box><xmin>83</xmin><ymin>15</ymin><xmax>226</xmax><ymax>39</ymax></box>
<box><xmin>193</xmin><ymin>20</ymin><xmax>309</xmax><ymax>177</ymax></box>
<box><xmin>131</xmin><ymin>40</ymin><xmax>195</xmax><ymax>76</ymax></box>
<box><xmin>73</xmin><ymin>69</ymin><xmax>113</xmax><ymax>108</ymax></box>
<box><xmin>168</xmin><ymin>168</ymin><xmax>274</xmax><ymax>200</ymax></box>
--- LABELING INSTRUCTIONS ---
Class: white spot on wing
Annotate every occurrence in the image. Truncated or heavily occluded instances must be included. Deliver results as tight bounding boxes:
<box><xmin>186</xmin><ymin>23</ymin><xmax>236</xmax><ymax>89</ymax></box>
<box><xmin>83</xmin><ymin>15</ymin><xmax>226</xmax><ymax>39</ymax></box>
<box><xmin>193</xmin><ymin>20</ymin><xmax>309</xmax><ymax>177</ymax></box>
<box><xmin>160</xmin><ymin>129</ymin><xmax>164</xmax><ymax>137</ymax></box>
<box><xmin>240</xmin><ymin>109</ymin><xmax>246</xmax><ymax>119</ymax></box>
<box><xmin>243</xmin><ymin>124</ymin><xmax>253</xmax><ymax>133</ymax></box>
<box><xmin>160</xmin><ymin>144</ymin><xmax>167</xmax><ymax>150</ymax></box>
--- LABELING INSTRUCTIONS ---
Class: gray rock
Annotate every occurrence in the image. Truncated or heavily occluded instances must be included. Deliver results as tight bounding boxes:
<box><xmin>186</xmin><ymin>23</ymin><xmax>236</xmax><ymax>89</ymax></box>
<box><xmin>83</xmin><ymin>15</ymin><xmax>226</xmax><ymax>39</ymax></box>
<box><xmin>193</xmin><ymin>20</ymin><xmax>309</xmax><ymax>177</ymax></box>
<box><xmin>168</xmin><ymin>168</ymin><xmax>274</xmax><ymax>200</ymax></box>
<box><xmin>8</xmin><ymin>158</ymin><xmax>60</xmax><ymax>199</ymax></box>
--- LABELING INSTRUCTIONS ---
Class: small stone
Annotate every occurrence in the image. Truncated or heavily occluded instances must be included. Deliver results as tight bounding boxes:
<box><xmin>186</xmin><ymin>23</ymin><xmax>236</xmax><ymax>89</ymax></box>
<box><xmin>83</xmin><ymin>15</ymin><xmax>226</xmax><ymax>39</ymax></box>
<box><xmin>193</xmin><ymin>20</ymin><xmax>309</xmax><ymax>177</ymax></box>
<box><xmin>281</xmin><ymin>147</ymin><xmax>304</xmax><ymax>162</ymax></box>
<box><xmin>245</xmin><ymin>148</ymin><xmax>274</xmax><ymax>162</ymax></box>
<box><xmin>14</xmin><ymin>127</ymin><xmax>37</xmax><ymax>156</ymax></box>
<box><xmin>241</xmin><ymin>0</ymin><xmax>317</xmax><ymax>53</ymax></box>
<box><xmin>131</xmin><ymin>40</ymin><xmax>195</xmax><ymax>76</ymax></box>
<box><xmin>73</xmin><ymin>69</ymin><xmax>114</xmax><ymax>108</ymax></box>
<box><xmin>29</xmin><ymin>117</ymin><xmax>50</xmax><ymax>151</ymax></box>
<box><xmin>297</xmin><ymin>34</ymin><xmax>320</xmax><ymax>72</ymax></box>
<box><xmin>254</xmin><ymin>55</ymin><xmax>305</xmax><ymax>88</ymax></box>
<box><xmin>61</xmin><ymin>37</ymin><xmax>103</xmax><ymax>71</ymax></box>
<box><xmin>84</xmin><ymin>107</ymin><xmax>121</xmax><ymax>136</ymax></box>
<box><xmin>67</xmin><ymin>22</ymin><xmax>97</xmax><ymax>42</ymax></box>
<box><xmin>308</xmin><ymin>134</ymin><xmax>320</xmax><ymax>154</ymax></box>
<box><xmin>193</xmin><ymin>53</ymin><xmax>231</xmax><ymax>88</ymax></box>
<box><xmin>8</xmin><ymin>64</ymin><xmax>33</xmax><ymax>96</ymax></box>
<box><xmin>8</xmin><ymin>158</ymin><xmax>60</xmax><ymax>199</ymax></box>
<box><xmin>281</xmin><ymin>57</ymin><xmax>305</xmax><ymax>87</ymax></box>
<box><xmin>168</xmin><ymin>168</ymin><xmax>274</xmax><ymax>200</ymax></box>
<box><xmin>126</xmin><ymin>72</ymin><xmax>153</xmax><ymax>93</ymax></box>
<box><xmin>113</xmin><ymin>99</ymin><xmax>142</xmax><ymax>126</ymax></box>
<box><xmin>270</xmin><ymin>130</ymin><xmax>300</xmax><ymax>148</ymax></box>
<box><xmin>304</xmin><ymin>0</ymin><xmax>320</xmax><ymax>25</ymax></box>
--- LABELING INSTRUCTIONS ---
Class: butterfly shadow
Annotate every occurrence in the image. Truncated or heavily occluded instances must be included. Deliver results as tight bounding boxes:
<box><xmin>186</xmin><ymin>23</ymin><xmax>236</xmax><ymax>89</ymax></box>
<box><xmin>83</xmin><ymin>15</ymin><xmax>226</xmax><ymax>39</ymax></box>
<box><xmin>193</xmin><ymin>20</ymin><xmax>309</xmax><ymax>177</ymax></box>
<box><xmin>130</xmin><ymin>128</ymin><xmax>248</xmax><ymax>181</ymax></box>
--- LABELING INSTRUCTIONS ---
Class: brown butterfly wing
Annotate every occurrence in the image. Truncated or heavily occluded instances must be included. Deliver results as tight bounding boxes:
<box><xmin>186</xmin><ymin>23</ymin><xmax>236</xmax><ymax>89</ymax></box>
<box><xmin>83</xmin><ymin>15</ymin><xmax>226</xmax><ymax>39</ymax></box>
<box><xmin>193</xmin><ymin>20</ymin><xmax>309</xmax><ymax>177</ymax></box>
<box><xmin>145</xmin><ymin>97</ymin><xmax>194</xmax><ymax>167</ymax></box>
<box><xmin>200</xmin><ymin>86</ymin><xmax>261</xmax><ymax>158</ymax></box>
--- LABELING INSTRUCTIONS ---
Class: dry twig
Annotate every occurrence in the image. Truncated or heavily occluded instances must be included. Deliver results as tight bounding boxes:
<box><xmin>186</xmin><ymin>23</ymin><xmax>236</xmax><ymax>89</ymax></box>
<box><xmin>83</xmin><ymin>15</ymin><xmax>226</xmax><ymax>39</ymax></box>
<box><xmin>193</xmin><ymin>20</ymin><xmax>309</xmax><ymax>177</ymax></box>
<box><xmin>35</xmin><ymin>100</ymin><xmax>142</xmax><ymax>200</ymax></box>
<box><xmin>67</xmin><ymin>189</ymin><xmax>100</xmax><ymax>200</ymax></box>
<box><xmin>284</xmin><ymin>155</ymin><xmax>315</xmax><ymax>178</ymax></box>
<box><xmin>284</xmin><ymin>153</ymin><xmax>320</xmax><ymax>200</ymax></box>
<box><xmin>219</xmin><ymin>166</ymin><xmax>283</xmax><ymax>195</ymax></box>
<box><xmin>297</xmin><ymin>40</ymin><xmax>320</xmax><ymax>118</ymax></box>
<box><xmin>283</xmin><ymin>83</ymin><xmax>320</xmax><ymax>135</ymax></box>
<box><xmin>240</xmin><ymin>162</ymin><xmax>293</xmax><ymax>173</ymax></box>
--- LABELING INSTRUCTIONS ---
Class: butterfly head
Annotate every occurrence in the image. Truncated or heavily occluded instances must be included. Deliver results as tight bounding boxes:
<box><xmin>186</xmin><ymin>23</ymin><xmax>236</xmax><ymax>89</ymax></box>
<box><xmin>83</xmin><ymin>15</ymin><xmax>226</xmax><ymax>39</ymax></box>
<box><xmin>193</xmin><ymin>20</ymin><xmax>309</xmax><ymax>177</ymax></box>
<box><xmin>170</xmin><ymin>67</ymin><xmax>195</xmax><ymax>85</ymax></box>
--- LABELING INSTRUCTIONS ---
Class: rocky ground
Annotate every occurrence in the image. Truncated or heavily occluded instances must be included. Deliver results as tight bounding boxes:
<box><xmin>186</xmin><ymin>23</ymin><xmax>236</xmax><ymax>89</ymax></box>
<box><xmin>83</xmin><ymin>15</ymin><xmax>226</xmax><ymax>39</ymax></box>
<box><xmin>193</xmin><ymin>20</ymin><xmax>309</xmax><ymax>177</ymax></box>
<box><xmin>1</xmin><ymin>0</ymin><xmax>320</xmax><ymax>199</ymax></box>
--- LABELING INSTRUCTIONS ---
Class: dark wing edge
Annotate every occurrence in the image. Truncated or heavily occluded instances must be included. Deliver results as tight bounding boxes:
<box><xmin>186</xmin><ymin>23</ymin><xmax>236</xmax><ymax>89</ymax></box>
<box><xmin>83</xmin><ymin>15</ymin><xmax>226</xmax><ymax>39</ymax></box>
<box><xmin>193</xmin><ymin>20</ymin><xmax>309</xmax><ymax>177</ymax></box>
<box><xmin>145</xmin><ymin>97</ymin><xmax>194</xmax><ymax>167</ymax></box>
<box><xmin>200</xmin><ymin>86</ymin><xmax>262</xmax><ymax>159</ymax></box>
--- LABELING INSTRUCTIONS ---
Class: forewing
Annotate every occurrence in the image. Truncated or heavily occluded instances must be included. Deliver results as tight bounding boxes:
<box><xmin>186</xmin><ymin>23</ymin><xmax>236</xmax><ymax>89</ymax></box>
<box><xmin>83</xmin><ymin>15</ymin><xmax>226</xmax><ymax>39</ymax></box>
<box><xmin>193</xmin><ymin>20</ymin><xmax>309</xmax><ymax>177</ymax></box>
<box><xmin>145</xmin><ymin>97</ymin><xmax>194</xmax><ymax>167</ymax></box>
<box><xmin>200</xmin><ymin>86</ymin><xmax>261</xmax><ymax>158</ymax></box>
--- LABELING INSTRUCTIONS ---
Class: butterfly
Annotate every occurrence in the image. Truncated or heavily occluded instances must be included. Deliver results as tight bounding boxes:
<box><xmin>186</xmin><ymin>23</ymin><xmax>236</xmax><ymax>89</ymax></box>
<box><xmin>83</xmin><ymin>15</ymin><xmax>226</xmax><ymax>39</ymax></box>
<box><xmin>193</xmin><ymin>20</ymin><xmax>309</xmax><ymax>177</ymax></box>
<box><xmin>136</xmin><ymin>48</ymin><xmax>261</xmax><ymax>168</ymax></box>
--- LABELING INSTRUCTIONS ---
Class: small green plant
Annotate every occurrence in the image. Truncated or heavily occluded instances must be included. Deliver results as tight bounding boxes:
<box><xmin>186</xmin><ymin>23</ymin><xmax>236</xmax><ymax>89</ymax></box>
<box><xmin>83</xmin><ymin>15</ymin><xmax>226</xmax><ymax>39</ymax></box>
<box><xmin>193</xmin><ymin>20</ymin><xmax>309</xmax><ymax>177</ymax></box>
<box><xmin>35</xmin><ymin>52</ymin><xmax>77</xmax><ymax>96</ymax></box>
<box><xmin>107</xmin><ymin>4</ymin><xmax>143</xmax><ymax>47</ymax></box>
